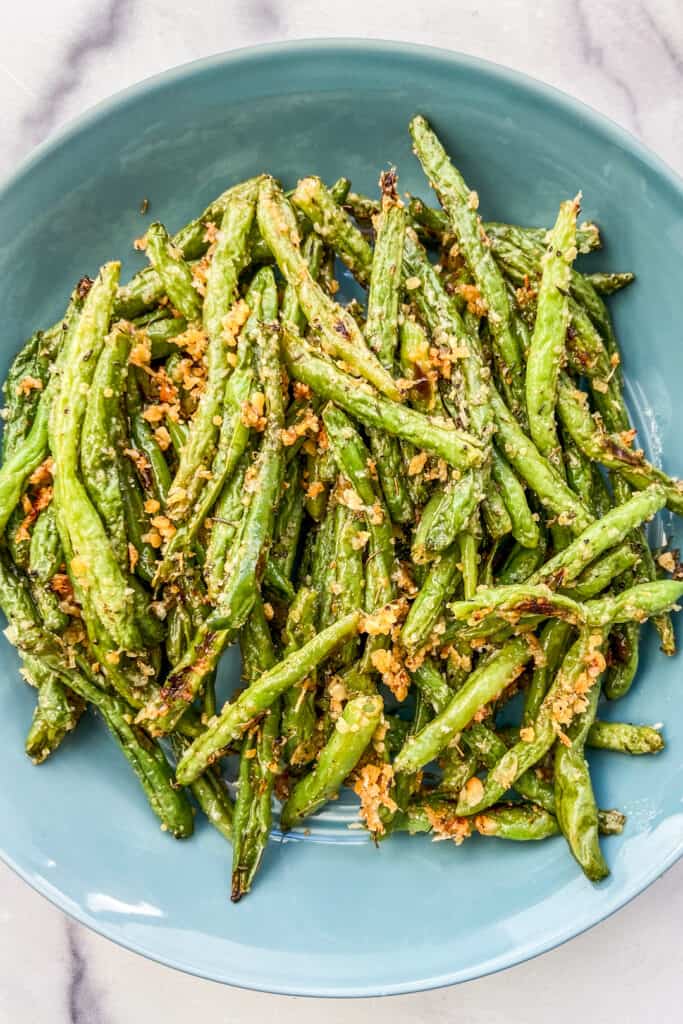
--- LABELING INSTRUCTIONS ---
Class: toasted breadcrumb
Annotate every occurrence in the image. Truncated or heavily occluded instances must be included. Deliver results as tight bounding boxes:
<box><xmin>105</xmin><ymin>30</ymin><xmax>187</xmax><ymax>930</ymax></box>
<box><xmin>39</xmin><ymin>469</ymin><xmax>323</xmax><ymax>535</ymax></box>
<box><xmin>128</xmin><ymin>544</ymin><xmax>139</xmax><ymax>573</ymax></box>
<box><xmin>370</xmin><ymin>647</ymin><xmax>410</xmax><ymax>701</ymax></box>
<box><xmin>150</xmin><ymin>515</ymin><xmax>176</xmax><ymax>541</ymax></box>
<box><xmin>306</xmin><ymin>480</ymin><xmax>325</xmax><ymax>500</ymax></box>
<box><xmin>351</xmin><ymin>530</ymin><xmax>370</xmax><ymax>551</ymax></box>
<box><xmin>352</xmin><ymin>763</ymin><xmax>397</xmax><ymax>834</ymax></box>
<box><xmin>17</xmin><ymin>376</ymin><xmax>43</xmax><ymax>396</ymax></box>
<box><xmin>408</xmin><ymin>451</ymin><xmax>428</xmax><ymax>476</ymax></box>
<box><xmin>241</xmin><ymin>392</ymin><xmax>267</xmax><ymax>431</ymax></box>
<box><xmin>153</xmin><ymin>425</ymin><xmax>172</xmax><ymax>451</ymax></box>
<box><xmin>360</xmin><ymin>600</ymin><xmax>408</xmax><ymax>637</ymax></box>
<box><xmin>425</xmin><ymin>805</ymin><xmax>472</xmax><ymax>844</ymax></box>
<box><xmin>658</xmin><ymin>551</ymin><xmax>676</xmax><ymax>573</ymax></box>
<box><xmin>455</xmin><ymin>283</ymin><xmax>488</xmax><ymax>317</ymax></box>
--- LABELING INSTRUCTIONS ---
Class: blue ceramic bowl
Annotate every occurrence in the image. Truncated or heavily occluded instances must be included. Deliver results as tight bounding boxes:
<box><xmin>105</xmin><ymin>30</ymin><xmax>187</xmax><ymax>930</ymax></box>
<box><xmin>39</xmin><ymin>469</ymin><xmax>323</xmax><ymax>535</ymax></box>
<box><xmin>1</xmin><ymin>40</ymin><xmax>682</xmax><ymax>997</ymax></box>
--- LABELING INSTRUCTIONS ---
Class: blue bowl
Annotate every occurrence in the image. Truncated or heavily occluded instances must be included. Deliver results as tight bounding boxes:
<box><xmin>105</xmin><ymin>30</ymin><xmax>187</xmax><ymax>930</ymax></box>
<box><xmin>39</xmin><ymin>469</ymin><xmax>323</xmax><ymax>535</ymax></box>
<box><xmin>1</xmin><ymin>40</ymin><xmax>682</xmax><ymax>997</ymax></box>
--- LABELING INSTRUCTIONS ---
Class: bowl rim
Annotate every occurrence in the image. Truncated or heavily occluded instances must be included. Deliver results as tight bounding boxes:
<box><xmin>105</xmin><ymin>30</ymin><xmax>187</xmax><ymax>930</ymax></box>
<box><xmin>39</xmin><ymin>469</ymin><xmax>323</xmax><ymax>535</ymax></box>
<box><xmin>2</xmin><ymin>37</ymin><xmax>683</xmax><ymax>997</ymax></box>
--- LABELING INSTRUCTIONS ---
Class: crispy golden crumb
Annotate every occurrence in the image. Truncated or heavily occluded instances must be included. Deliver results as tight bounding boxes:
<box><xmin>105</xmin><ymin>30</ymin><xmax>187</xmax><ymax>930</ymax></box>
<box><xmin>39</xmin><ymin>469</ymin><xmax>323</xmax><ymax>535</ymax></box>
<box><xmin>352</xmin><ymin>763</ymin><xmax>397</xmax><ymax>834</ymax></box>
<box><xmin>128</xmin><ymin>544</ymin><xmax>139</xmax><ymax>573</ymax></box>
<box><xmin>241</xmin><ymin>392</ymin><xmax>267</xmax><ymax>431</ymax></box>
<box><xmin>455</xmin><ymin>283</ymin><xmax>488</xmax><ymax>317</ymax></box>
<box><xmin>408</xmin><ymin>451</ymin><xmax>428</xmax><ymax>476</ymax></box>
<box><xmin>370</xmin><ymin>647</ymin><xmax>410</xmax><ymax>701</ymax></box>
<box><xmin>306</xmin><ymin>480</ymin><xmax>325</xmax><ymax>500</ymax></box>
<box><xmin>153</xmin><ymin>425</ymin><xmax>172</xmax><ymax>451</ymax></box>
<box><xmin>16</xmin><ymin>376</ymin><xmax>43</xmax><ymax>397</ymax></box>
<box><xmin>658</xmin><ymin>551</ymin><xmax>676</xmax><ymax>573</ymax></box>
<box><xmin>426</xmin><ymin>805</ymin><xmax>472</xmax><ymax>844</ymax></box>
<box><xmin>360</xmin><ymin>600</ymin><xmax>408</xmax><ymax>637</ymax></box>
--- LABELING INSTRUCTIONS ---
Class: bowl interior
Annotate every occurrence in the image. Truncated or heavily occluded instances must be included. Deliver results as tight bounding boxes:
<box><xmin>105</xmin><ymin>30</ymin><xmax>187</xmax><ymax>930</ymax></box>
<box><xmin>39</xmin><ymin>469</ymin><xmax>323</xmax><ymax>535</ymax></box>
<box><xmin>1</xmin><ymin>41</ymin><xmax>683</xmax><ymax>996</ymax></box>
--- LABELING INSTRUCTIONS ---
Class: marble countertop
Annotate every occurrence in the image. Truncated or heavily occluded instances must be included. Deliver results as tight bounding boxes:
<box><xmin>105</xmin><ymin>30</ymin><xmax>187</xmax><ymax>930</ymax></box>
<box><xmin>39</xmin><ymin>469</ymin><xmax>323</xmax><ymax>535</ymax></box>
<box><xmin>2</xmin><ymin>2</ymin><xmax>682</xmax><ymax>1021</ymax></box>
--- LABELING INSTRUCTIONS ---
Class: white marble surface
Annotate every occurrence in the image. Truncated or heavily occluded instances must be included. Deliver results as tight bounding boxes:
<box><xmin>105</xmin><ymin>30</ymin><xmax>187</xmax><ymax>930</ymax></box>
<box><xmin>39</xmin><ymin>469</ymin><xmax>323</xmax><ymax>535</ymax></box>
<box><xmin>2</xmin><ymin>2</ymin><xmax>683</xmax><ymax>1021</ymax></box>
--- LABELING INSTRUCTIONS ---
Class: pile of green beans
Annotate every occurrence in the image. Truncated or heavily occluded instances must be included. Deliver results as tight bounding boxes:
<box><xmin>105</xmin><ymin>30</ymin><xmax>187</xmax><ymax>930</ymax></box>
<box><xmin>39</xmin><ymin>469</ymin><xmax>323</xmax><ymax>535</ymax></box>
<box><xmin>1</xmin><ymin>117</ymin><xmax>680</xmax><ymax>899</ymax></box>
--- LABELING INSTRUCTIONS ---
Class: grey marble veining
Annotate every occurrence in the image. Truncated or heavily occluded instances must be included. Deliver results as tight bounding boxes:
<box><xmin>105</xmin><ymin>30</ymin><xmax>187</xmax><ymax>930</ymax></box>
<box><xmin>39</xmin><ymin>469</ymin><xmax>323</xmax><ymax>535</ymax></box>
<box><xmin>1</xmin><ymin>2</ymin><xmax>683</xmax><ymax>1022</ymax></box>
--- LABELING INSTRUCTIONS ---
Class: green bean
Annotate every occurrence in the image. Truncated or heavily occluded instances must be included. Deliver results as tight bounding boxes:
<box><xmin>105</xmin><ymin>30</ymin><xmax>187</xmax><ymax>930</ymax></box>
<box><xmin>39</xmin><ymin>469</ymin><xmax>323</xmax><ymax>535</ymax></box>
<box><xmin>481</xmin><ymin>478</ymin><xmax>513</xmax><ymax>540</ymax></box>
<box><xmin>265</xmin><ymin>460</ymin><xmax>305</xmax><ymax>591</ymax></box>
<box><xmin>30</xmin><ymin>581</ymin><xmax>69</xmax><ymax>634</ymax></box>
<box><xmin>113</xmin><ymin>179</ymin><xmax>260</xmax><ymax>319</ymax></box>
<box><xmin>176</xmin><ymin>611</ymin><xmax>361</xmax><ymax>784</ymax></box>
<box><xmin>409</xmin><ymin>115</ymin><xmax>525</xmax><ymax>417</ymax></box>
<box><xmin>473</xmin><ymin>804</ymin><xmax>561</xmax><ymax>841</ymax></box>
<box><xmin>586</xmin><ymin>720</ymin><xmax>664</xmax><ymax>755</ymax></box>
<box><xmin>279</xmin><ymin>694</ymin><xmax>382</xmax><ymax>830</ymax></box>
<box><xmin>143</xmin><ymin>222</ymin><xmax>202</xmax><ymax>321</ymax></box>
<box><xmin>281</xmin><ymin>234</ymin><xmax>324</xmax><ymax>331</ymax></box>
<box><xmin>166</xmin><ymin>182</ymin><xmax>258</xmax><ymax>522</ymax></box>
<box><xmin>563</xmin><ymin>431</ymin><xmax>596</xmax><ymax>511</ymax></box>
<box><xmin>403</xmin><ymin>230</ymin><xmax>493</xmax><ymax>438</ymax></box>
<box><xmin>365</xmin><ymin>175</ymin><xmax>406</xmax><ymax>363</ymax></box>
<box><xmin>331</xmin><ymin>505</ymin><xmax>365</xmax><ymax>668</ymax></box>
<box><xmin>304</xmin><ymin>446</ymin><xmax>335</xmax><ymax>521</ymax></box>
<box><xmin>23</xmin><ymin>657</ymin><xmax>82</xmax><ymax>764</ymax></box>
<box><xmin>80</xmin><ymin>323</ymin><xmax>131</xmax><ymax>567</ymax></box>
<box><xmin>585</xmin><ymin>271</ymin><xmax>635</xmax><ymax>295</ymax></box>
<box><xmin>369</xmin><ymin>431</ymin><xmax>414</xmax><ymax>526</ymax></box>
<box><xmin>449</xmin><ymin>583</ymin><xmax>583</xmax><ymax>626</ymax></box>
<box><xmin>523</xmin><ymin>620</ymin><xmax>573</xmax><ymax>724</ymax></box>
<box><xmin>208</xmin><ymin>325</ymin><xmax>285</xmax><ymax>631</ymax></box>
<box><xmin>525</xmin><ymin>197</ymin><xmax>579</xmax><ymax>467</ymax></box>
<box><xmin>394</xmin><ymin>639</ymin><xmax>532</xmax><ymax>775</ymax></box>
<box><xmin>28</xmin><ymin>505</ymin><xmax>63</xmax><ymax>584</ymax></box>
<box><xmin>284</xmin><ymin>327</ymin><xmax>484</xmax><ymax>471</ymax></box>
<box><xmin>529</xmin><ymin>485</ymin><xmax>665</xmax><ymax>587</ymax></box>
<box><xmin>310</xmin><ymin>507</ymin><xmax>337</xmax><ymax>627</ymax></box>
<box><xmin>117</xmin><ymin>440</ymin><xmax>159</xmax><ymax>584</ymax></box>
<box><xmin>291</xmin><ymin>176</ymin><xmax>373</xmax><ymax>286</ymax></box>
<box><xmin>412</xmin><ymin>472</ymin><xmax>480</xmax><ymax>561</ymax></box>
<box><xmin>165</xmin><ymin>599</ymin><xmax>193</xmax><ymax>667</ymax></box>
<box><xmin>498</xmin><ymin>531</ymin><xmax>548</xmax><ymax>584</ymax></box>
<box><xmin>258</xmin><ymin>178</ymin><xmax>399</xmax><ymax>400</ymax></box>
<box><xmin>410</xmin><ymin>657</ymin><xmax>453</xmax><ymax>714</ymax></box>
<box><xmin>133</xmin><ymin>310</ymin><xmax>188</xmax><ymax>360</ymax></box>
<box><xmin>438</xmin><ymin>745</ymin><xmax>479</xmax><ymax>796</ymax></box>
<box><xmin>401</xmin><ymin>545</ymin><xmax>462</xmax><ymax>651</ymax></box>
<box><xmin>170</xmin><ymin>734</ymin><xmax>233</xmax><ymax>842</ymax></box>
<box><xmin>0</xmin><ymin>382</ymin><xmax>53</xmax><ymax>539</ymax></box>
<box><xmin>48</xmin><ymin>264</ymin><xmax>142</xmax><ymax>651</ymax></box>
<box><xmin>564</xmin><ymin>544</ymin><xmax>640</xmax><ymax>601</ymax></box>
<box><xmin>139</xmin><ymin>621</ymin><xmax>232</xmax><ymax>736</ymax></box>
<box><xmin>554</xmin><ymin>640</ymin><xmax>608</xmax><ymax>881</ymax></box>
<box><xmin>491</xmin><ymin>448</ymin><xmax>540</xmax><ymax>548</ymax></box>
<box><xmin>203</xmin><ymin>454</ymin><xmax>249</xmax><ymax>602</ymax></box>
<box><xmin>459</xmin><ymin>524</ymin><xmax>480</xmax><ymax>599</ymax></box>
<box><xmin>407</xmin><ymin>200</ymin><xmax>601</xmax><ymax>254</ymax></box>
<box><xmin>399</xmin><ymin>316</ymin><xmax>448</xmax><ymax>417</ymax></box>
<box><xmin>62</xmin><ymin>667</ymin><xmax>194</xmax><ymax>837</ymax></box>
<box><xmin>155</xmin><ymin>355</ymin><xmax>254</xmax><ymax>584</ymax></box>
<box><xmin>232</xmin><ymin>597</ymin><xmax>279</xmax><ymax>901</ymax></box>
<box><xmin>1</xmin><ymin>329</ymin><xmax>53</xmax><ymax>461</ymax></box>
<box><xmin>490</xmin><ymin>384</ymin><xmax>593</xmax><ymax>533</ymax></box>
<box><xmin>585</xmin><ymin>580</ymin><xmax>683</xmax><ymax>627</ymax></box>
<box><xmin>605</xmin><ymin>622</ymin><xmax>640</xmax><ymax>701</ymax></box>
<box><xmin>556</xmin><ymin>374</ymin><xmax>683</xmax><ymax>515</ymax></box>
<box><xmin>165</xmin><ymin>413</ymin><xmax>189</xmax><ymax>459</ymax></box>
<box><xmin>125</xmin><ymin>370</ymin><xmax>172</xmax><ymax>503</ymax></box>
<box><xmin>322</xmin><ymin>403</ymin><xmax>394</xmax><ymax>597</ymax></box>
<box><xmin>455</xmin><ymin>631</ymin><xmax>601</xmax><ymax>816</ymax></box>
<box><xmin>281</xmin><ymin>586</ymin><xmax>319</xmax><ymax>767</ymax></box>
